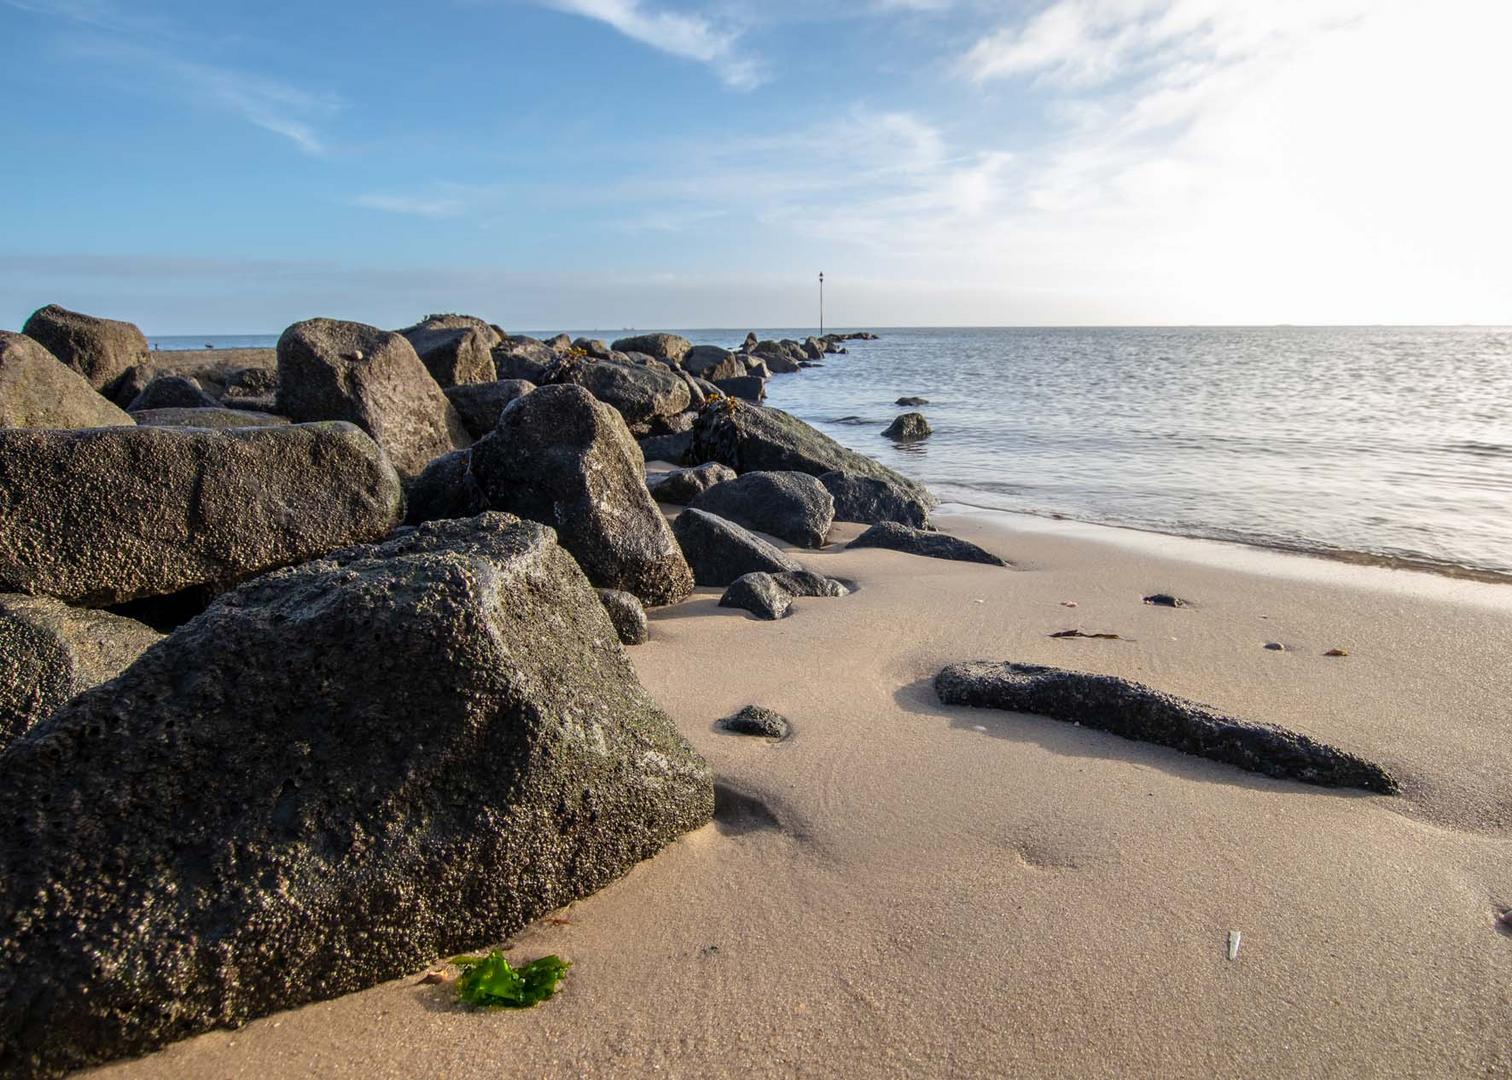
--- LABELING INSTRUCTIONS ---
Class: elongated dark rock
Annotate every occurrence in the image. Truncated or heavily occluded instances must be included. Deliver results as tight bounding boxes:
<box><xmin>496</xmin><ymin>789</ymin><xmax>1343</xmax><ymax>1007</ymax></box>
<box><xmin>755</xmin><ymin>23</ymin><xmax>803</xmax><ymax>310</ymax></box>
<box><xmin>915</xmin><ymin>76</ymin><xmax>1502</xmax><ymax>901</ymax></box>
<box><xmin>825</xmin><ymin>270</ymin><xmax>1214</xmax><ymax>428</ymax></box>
<box><xmin>848</xmin><ymin>522</ymin><xmax>1007</xmax><ymax>566</ymax></box>
<box><xmin>935</xmin><ymin>661</ymin><xmax>1399</xmax><ymax>793</ymax></box>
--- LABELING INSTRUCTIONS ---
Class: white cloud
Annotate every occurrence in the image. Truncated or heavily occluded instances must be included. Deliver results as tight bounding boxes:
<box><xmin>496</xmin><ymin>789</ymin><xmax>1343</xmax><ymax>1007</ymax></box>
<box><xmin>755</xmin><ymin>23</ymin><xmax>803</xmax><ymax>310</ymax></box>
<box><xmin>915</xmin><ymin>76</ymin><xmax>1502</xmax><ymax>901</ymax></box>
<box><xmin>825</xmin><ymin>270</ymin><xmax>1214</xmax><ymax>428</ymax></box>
<box><xmin>583</xmin><ymin>0</ymin><xmax>1512</xmax><ymax>323</ymax></box>
<box><xmin>541</xmin><ymin>0</ymin><xmax>762</xmax><ymax>88</ymax></box>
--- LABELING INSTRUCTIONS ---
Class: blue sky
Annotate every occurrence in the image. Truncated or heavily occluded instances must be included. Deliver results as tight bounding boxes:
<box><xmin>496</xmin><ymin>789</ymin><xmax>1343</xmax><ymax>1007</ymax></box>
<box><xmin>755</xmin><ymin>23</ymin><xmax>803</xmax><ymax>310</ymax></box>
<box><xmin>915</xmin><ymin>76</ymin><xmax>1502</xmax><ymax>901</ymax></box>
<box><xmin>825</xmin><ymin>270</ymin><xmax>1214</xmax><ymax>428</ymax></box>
<box><xmin>1</xmin><ymin>0</ymin><xmax>1507</xmax><ymax>332</ymax></box>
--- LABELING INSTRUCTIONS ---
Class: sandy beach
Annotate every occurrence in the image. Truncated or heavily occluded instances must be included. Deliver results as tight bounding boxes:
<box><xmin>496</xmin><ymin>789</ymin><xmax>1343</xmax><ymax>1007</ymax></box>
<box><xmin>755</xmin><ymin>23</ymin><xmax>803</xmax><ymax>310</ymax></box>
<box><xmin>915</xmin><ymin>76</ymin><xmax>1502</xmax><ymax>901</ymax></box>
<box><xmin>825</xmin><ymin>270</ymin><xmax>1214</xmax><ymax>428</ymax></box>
<box><xmin>84</xmin><ymin>505</ymin><xmax>1512</xmax><ymax>1080</ymax></box>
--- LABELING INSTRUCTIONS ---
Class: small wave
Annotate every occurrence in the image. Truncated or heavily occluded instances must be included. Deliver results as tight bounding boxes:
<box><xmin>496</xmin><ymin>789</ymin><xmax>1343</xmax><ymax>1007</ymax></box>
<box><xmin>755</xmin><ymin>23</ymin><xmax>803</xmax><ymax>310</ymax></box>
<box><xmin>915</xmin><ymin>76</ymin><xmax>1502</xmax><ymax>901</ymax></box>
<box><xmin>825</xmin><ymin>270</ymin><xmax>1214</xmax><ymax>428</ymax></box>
<box><xmin>1443</xmin><ymin>440</ymin><xmax>1512</xmax><ymax>460</ymax></box>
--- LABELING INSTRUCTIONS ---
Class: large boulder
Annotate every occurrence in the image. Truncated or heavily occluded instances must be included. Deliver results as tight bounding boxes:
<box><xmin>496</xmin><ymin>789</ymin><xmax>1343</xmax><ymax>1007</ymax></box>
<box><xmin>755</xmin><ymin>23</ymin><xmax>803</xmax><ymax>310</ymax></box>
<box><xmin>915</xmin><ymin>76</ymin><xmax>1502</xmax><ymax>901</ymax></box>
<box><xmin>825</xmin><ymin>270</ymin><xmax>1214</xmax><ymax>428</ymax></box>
<box><xmin>681</xmin><ymin>345</ymin><xmax>745</xmax><ymax>382</ymax></box>
<box><xmin>470</xmin><ymin>384</ymin><xmax>694</xmax><ymax>606</ymax></box>
<box><xmin>0</xmin><ymin>514</ymin><xmax>714</xmax><ymax>1077</ymax></box>
<box><xmin>0</xmin><ymin>593</ymin><xmax>160</xmax><ymax>751</ymax></box>
<box><xmin>670</xmin><ymin>507</ymin><xmax>802</xmax><ymax>587</ymax></box>
<box><xmin>443</xmin><ymin>379</ymin><xmax>535</xmax><ymax>439</ymax></box>
<box><xmin>687</xmin><ymin>471</ymin><xmax>834</xmax><ymax>548</ymax></box>
<box><xmin>19</xmin><ymin>304</ymin><xmax>150</xmax><ymax>391</ymax></box>
<box><xmin>647</xmin><ymin>462</ymin><xmax>737</xmax><ymax>505</ymax></box>
<box><xmin>0</xmin><ymin>423</ymin><xmax>404</xmax><ymax>606</ymax></box>
<box><xmin>546</xmin><ymin>358</ymin><xmax>691</xmax><ymax>427</ymax></box>
<box><xmin>275</xmin><ymin>318</ymin><xmax>470</xmax><ymax>476</ymax></box>
<box><xmin>610</xmin><ymin>333</ymin><xmax>693</xmax><ymax>365</ymax></box>
<box><xmin>847</xmin><ymin>522</ymin><xmax>1007</xmax><ymax>567</ymax></box>
<box><xmin>688</xmin><ymin>400</ymin><xmax>935</xmax><ymax>516</ymax></box>
<box><xmin>129</xmin><ymin>407</ymin><xmax>290</xmax><ymax>430</ymax></box>
<box><xmin>0</xmin><ymin>331</ymin><xmax>134</xmax><ymax>429</ymax></box>
<box><xmin>125</xmin><ymin>374</ymin><xmax>220</xmax><ymax>411</ymax></box>
<box><xmin>398</xmin><ymin>314</ymin><xmax>499</xmax><ymax>388</ymax></box>
<box><xmin>819</xmin><ymin>471</ymin><xmax>932</xmax><ymax>528</ymax></box>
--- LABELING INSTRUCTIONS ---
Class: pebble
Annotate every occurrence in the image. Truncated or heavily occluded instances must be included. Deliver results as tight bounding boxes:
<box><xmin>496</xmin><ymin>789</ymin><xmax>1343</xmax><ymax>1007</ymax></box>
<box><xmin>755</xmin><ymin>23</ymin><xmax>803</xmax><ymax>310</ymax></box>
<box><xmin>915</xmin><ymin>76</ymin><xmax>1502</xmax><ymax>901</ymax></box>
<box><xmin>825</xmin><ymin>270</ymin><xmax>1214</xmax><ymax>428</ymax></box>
<box><xmin>1263</xmin><ymin>642</ymin><xmax>1286</xmax><ymax>651</ymax></box>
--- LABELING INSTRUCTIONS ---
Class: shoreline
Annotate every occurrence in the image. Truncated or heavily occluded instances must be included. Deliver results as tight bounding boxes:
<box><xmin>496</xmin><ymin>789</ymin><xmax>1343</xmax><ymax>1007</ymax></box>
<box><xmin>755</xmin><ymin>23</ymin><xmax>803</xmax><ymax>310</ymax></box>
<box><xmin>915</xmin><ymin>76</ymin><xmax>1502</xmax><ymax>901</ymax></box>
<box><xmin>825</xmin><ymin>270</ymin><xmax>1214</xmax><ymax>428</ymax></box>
<box><xmin>86</xmin><ymin>501</ymin><xmax>1512</xmax><ymax>1079</ymax></box>
<box><xmin>138</xmin><ymin>337</ymin><xmax>1512</xmax><ymax>587</ymax></box>
<box><xmin>939</xmin><ymin>500</ymin><xmax>1512</xmax><ymax>595</ymax></box>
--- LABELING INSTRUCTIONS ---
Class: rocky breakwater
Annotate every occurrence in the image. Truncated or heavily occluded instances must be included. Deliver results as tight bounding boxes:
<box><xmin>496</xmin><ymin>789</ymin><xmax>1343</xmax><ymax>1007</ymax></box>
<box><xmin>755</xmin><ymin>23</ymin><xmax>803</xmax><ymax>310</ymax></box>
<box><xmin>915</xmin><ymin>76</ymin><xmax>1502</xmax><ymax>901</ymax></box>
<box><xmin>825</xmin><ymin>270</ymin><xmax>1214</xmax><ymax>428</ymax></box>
<box><xmin>0</xmin><ymin>304</ymin><xmax>939</xmax><ymax>1075</ymax></box>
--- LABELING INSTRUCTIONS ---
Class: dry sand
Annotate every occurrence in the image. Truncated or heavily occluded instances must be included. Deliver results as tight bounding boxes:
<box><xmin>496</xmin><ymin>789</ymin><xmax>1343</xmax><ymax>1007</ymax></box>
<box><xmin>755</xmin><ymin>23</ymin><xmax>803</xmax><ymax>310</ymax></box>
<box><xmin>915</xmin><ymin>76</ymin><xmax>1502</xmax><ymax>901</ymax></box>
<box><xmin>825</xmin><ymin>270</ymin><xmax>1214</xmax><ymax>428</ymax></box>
<box><xmin>87</xmin><ymin>507</ymin><xmax>1512</xmax><ymax>1079</ymax></box>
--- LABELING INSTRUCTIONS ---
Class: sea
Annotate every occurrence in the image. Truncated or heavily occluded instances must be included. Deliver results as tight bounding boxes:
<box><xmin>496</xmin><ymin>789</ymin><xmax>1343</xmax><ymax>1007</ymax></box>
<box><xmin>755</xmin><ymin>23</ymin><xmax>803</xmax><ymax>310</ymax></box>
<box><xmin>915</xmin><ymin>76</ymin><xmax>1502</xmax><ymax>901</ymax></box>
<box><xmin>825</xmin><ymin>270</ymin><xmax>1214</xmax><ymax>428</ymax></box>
<box><xmin>150</xmin><ymin>326</ymin><xmax>1512</xmax><ymax>580</ymax></box>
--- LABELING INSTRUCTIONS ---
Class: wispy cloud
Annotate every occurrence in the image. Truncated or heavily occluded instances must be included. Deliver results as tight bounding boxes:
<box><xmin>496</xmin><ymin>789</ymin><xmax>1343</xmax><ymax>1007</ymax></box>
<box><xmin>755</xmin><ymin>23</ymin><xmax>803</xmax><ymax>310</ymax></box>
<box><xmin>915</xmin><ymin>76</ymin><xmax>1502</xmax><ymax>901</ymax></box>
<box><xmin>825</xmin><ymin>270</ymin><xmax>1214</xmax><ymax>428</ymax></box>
<box><xmin>7</xmin><ymin>0</ymin><xmax>341</xmax><ymax>154</ymax></box>
<box><xmin>352</xmin><ymin>188</ymin><xmax>473</xmax><ymax>219</ymax></box>
<box><xmin>539</xmin><ymin>0</ymin><xmax>763</xmax><ymax>88</ymax></box>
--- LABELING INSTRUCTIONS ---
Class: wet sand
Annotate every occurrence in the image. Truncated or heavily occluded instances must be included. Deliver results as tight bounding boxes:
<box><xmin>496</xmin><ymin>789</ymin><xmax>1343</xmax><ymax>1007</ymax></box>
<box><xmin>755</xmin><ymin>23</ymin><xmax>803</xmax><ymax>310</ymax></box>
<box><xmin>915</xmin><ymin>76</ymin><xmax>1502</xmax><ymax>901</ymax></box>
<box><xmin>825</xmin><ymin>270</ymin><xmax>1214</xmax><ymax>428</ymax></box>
<box><xmin>87</xmin><ymin>508</ymin><xmax>1512</xmax><ymax>1079</ymax></box>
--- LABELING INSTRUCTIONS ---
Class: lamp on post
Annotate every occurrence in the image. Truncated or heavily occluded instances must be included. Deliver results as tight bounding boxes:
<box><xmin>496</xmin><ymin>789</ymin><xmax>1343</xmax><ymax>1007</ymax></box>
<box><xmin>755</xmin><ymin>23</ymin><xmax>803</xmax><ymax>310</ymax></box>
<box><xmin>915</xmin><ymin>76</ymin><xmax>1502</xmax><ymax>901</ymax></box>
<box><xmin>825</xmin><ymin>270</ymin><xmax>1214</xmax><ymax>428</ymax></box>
<box><xmin>819</xmin><ymin>272</ymin><xmax>825</xmax><ymax>338</ymax></box>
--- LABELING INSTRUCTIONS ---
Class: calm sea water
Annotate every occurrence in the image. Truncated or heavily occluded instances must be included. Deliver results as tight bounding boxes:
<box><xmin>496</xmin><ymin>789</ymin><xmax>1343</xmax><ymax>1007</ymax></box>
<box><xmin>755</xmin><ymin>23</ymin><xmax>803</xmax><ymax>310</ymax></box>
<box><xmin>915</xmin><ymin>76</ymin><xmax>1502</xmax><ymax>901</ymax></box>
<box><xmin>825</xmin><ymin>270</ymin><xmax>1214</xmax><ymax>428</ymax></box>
<box><xmin>152</xmin><ymin>327</ymin><xmax>1512</xmax><ymax>578</ymax></box>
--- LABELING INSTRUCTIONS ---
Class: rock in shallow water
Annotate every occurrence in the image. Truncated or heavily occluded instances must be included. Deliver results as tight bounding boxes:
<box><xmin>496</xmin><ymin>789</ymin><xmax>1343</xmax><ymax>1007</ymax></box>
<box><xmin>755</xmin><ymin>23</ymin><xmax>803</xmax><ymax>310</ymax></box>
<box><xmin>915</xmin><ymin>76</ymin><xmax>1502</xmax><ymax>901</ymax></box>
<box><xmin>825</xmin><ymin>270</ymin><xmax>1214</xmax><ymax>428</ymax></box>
<box><xmin>687</xmin><ymin>400</ymin><xmax>934</xmax><ymax>514</ymax></box>
<box><xmin>934</xmin><ymin>661</ymin><xmax>1398</xmax><ymax>793</ymax></box>
<box><xmin>883</xmin><ymin>412</ymin><xmax>931</xmax><ymax>440</ymax></box>
<box><xmin>0</xmin><ymin>593</ymin><xmax>160</xmax><ymax>751</ymax></box>
<box><xmin>0</xmin><ymin>423</ymin><xmax>404</xmax><ymax>606</ymax></box>
<box><xmin>0</xmin><ymin>514</ymin><xmax>714</xmax><ymax>1078</ymax></box>
<box><xmin>847</xmin><ymin>522</ymin><xmax>1007</xmax><ymax>566</ymax></box>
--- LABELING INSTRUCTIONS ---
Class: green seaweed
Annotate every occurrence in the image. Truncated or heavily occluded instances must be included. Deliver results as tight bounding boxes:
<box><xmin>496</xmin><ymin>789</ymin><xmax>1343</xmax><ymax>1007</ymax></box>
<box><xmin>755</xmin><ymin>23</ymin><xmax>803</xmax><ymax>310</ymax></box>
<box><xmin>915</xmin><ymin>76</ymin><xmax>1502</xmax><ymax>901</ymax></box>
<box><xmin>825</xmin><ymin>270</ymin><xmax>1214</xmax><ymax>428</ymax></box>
<box><xmin>449</xmin><ymin>950</ymin><xmax>571</xmax><ymax>1008</ymax></box>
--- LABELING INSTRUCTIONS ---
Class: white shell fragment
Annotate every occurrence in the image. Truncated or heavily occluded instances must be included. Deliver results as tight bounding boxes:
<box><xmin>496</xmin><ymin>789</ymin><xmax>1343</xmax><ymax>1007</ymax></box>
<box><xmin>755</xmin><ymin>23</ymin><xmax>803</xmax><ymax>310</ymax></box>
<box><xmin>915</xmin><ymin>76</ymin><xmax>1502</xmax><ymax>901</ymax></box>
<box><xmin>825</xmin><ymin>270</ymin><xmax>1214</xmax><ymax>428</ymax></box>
<box><xmin>1227</xmin><ymin>930</ymin><xmax>1242</xmax><ymax>960</ymax></box>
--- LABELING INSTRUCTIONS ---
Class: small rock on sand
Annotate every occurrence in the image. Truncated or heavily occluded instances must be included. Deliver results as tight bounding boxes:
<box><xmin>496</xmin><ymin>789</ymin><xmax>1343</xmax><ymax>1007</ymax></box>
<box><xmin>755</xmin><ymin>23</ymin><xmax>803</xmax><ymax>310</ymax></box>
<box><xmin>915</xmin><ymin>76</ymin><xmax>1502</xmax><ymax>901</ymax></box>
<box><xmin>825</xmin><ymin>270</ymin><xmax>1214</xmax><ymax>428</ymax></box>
<box><xmin>722</xmin><ymin>705</ymin><xmax>790</xmax><ymax>740</ymax></box>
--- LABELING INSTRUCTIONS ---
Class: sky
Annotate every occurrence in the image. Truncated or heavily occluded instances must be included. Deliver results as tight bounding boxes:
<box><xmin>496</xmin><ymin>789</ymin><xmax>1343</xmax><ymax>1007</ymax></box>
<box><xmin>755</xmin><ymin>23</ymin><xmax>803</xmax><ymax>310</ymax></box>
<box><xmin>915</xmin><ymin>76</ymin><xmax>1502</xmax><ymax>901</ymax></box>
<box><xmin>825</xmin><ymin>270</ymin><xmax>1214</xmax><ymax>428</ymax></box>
<box><xmin>0</xmin><ymin>0</ymin><xmax>1508</xmax><ymax>333</ymax></box>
